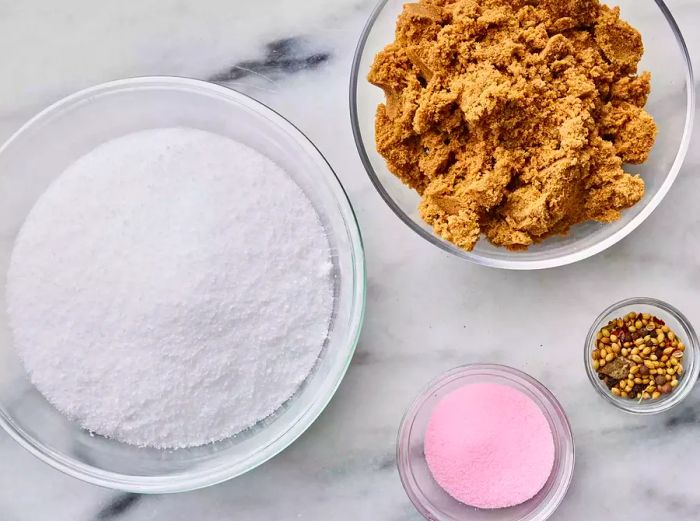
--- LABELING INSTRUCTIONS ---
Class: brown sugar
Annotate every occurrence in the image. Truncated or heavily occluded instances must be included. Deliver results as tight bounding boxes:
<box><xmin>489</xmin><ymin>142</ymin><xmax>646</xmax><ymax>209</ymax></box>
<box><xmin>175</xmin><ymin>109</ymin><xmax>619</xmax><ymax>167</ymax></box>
<box><xmin>368</xmin><ymin>0</ymin><xmax>657</xmax><ymax>251</ymax></box>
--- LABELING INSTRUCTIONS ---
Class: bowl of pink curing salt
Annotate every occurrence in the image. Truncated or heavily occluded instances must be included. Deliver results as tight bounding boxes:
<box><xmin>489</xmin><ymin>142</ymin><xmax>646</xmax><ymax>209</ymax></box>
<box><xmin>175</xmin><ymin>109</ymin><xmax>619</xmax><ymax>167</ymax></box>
<box><xmin>397</xmin><ymin>365</ymin><xmax>574</xmax><ymax>521</ymax></box>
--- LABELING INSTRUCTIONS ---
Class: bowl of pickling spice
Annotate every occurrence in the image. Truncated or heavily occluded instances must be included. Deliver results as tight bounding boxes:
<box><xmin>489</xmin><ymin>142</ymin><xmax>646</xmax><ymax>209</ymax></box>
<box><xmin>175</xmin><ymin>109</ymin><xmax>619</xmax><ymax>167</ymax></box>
<box><xmin>585</xmin><ymin>298</ymin><xmax>699</xmax><ymax>414</ymax></box>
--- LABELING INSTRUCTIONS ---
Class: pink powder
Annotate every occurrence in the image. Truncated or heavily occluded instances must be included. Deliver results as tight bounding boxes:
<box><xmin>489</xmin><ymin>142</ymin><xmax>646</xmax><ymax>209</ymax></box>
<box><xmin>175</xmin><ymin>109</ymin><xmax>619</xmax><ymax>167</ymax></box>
<box><xmin>424</xmin><ymin>383</ymin><xmax>554</xmax><ymax>509</ymax></box>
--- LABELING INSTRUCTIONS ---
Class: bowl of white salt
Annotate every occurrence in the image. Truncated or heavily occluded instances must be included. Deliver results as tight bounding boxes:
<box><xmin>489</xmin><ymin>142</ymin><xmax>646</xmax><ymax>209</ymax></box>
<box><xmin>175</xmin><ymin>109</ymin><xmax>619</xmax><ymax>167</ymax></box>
<box><xmin>0</xmin><ymin>77</ymin><xmax>365</xmax><ymax>492</ymax></box>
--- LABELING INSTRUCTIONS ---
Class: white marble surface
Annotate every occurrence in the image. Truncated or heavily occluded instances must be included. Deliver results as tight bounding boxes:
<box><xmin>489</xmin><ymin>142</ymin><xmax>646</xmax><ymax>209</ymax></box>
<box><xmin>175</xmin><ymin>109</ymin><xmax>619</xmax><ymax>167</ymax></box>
<box><xmin>1</xmin><ymin>1</ymin><xmax>700</xmax><ymax>520</ymax></box>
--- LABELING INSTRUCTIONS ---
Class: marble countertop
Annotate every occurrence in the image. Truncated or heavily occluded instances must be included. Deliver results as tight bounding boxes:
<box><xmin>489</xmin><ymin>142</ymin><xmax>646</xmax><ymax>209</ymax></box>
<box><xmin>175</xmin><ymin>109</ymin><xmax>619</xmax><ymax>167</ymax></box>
<box><xmin>1</xmin><ymin>1</ymin><xmax>699</xmax><ymax>520</ymax></box>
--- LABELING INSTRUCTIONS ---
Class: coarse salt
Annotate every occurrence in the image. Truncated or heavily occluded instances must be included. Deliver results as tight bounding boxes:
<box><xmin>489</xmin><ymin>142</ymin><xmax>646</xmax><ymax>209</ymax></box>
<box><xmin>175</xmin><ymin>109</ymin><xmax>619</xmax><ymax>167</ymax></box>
<box><xmin>6</xmin><ymin>127</ymin><xmax>334</xmax><ymax>449</ymax></box>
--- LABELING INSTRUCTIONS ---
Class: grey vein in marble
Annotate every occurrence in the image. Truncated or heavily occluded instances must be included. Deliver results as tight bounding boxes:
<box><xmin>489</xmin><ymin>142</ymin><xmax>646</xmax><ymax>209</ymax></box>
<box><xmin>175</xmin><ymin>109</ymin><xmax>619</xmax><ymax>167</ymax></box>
<box><xmin>95</xmin><ymin>494</ymin><xmax>140</xmax><ymax>521</ymax></box>
<box><xmin>209</xmin><ymin>37</ymin><xmax>331</xmax><ymax>83</ymax></box>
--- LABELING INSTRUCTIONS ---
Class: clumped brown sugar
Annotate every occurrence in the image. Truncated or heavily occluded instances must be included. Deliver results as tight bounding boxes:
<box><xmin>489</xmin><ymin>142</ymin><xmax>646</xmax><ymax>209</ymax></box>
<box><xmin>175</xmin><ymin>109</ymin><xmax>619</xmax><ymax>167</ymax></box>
<box><xmin>368</xmin><ymin>0</ymin><xmax>657</xmax><ymax>251</ymax></box>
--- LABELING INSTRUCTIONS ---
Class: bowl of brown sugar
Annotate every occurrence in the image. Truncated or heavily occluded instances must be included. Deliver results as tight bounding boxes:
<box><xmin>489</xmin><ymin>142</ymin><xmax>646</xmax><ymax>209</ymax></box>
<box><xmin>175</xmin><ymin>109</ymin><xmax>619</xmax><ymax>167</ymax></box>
<box><xmin>350</xmin><ymin>0</ymin><xmax>694</xmax><ymax>269</ymax></box>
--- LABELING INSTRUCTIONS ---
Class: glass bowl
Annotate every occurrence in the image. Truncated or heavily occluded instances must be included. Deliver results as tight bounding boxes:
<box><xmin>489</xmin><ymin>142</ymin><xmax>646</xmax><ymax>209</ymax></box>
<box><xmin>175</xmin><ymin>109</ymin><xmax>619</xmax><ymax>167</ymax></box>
<box><xmin>350</xmin><ymin>0</ymin><xmax>695</xmax><ymax>270</ymax></box>
<box><xmin>0</xmin><ymin>77</ymin><xmax>366</xmax><ymax>492</ymax></box>
<box><xmin>584</xmin><ymin>297</ymin><xmax>698</xmax><ymax>414</ymax></box>
<box><xmin>397</xmin><ymin>364</ymin><xmax>575</xmax><ymax>521</ymax></box>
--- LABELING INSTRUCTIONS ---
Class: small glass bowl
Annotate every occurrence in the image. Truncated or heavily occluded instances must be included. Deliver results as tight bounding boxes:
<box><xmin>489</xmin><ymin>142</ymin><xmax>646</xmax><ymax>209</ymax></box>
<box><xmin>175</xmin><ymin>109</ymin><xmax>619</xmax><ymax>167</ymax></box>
<box><xmin>584</xmin><ymin>297</ymin><xmax>699</xmax><ymax>414</ymax></box>
<box><xmin>397</xmin><ymin>364</ymin><xmax>575</xmax><ymax>521</ymax></box>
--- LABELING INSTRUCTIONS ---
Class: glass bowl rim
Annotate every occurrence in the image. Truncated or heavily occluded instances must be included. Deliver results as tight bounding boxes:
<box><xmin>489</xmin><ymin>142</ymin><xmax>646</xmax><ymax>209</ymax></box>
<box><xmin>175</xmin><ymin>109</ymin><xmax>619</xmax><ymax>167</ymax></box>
<box><xmin>349</xmin><ymin>0</ymin><xmax>695</xmax><ymax>270</ymax></box>
<box><xmin>396</xmin><ymin>363</ymin><xmax>575</xmax><ymax>521</ymax></box>
<box><xmin>584</xmin><ymin>297</ymin><xmax>699</xmax><ymax>415</ymax></box>
<box><xmin>0</xmin><ymin>75</ymin><xmax>367</xmax><ymax>493</ymax></box>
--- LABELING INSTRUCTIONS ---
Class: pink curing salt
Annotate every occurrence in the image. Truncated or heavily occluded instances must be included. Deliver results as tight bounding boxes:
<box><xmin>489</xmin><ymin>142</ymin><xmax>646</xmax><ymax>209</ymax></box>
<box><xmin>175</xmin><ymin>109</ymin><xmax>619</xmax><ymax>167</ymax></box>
<box><xmin>424</xmin><ymin>383</ymin><xmax>555</xmax><ymax>509</ymax></box>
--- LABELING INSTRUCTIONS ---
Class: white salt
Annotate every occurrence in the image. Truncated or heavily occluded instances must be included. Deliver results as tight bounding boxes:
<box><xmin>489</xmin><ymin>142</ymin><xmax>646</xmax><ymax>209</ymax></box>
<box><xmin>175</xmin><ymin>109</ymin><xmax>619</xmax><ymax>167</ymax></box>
<box><xmin>6</xmin><ymin>127</ymin><xmax>334</xmax><ymax>449</ymax></box>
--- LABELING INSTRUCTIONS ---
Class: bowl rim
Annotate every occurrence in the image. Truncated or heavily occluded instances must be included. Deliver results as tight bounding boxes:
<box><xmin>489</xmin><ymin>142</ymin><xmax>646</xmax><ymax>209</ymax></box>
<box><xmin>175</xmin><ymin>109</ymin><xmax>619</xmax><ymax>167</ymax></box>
<box><xmin>349</xmin><ymin>0</ymin><xmax>696</xmax><ymax>270</ymax></box>
<box><xmin>0</xmin><ymin>75</ymin><xmax>367</xmax><ymax>493</ymax></box>
<box><xmin>396</xmin><ymin>364</ymin><xmax>575</xmax><ymax>521</ymax></box>
<box><xmin>583</xmin><ymin>297</ymin><xmax>699</xmax><ymax>415</ymax></box>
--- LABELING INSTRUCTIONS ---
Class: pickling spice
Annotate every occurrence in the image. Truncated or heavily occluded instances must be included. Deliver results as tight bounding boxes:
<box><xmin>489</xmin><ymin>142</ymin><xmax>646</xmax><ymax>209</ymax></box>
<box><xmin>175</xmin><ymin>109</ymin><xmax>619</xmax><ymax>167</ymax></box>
<box><xmin>593</xmin><ymin>312</ymin><xmax>685</xmax><ymax>400</ymax></box>
<box><xmin>6</xmin><ymin>127</ymin><xmax>334</xmax><ymax>449</ymax></box>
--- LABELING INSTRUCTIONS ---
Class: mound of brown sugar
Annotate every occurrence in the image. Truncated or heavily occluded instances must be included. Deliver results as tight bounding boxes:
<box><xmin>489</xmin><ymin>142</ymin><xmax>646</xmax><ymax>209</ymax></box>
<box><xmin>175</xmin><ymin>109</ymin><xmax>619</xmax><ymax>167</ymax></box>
<box><xmin>368</xmin><ymin>0</ymin><xmax>657</xmax><ymax>251</ymax></box>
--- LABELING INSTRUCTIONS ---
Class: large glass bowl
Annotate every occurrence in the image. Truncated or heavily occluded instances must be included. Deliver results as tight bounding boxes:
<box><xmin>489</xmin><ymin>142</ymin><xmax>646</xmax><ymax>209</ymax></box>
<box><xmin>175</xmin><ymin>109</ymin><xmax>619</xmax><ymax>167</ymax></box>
<box><xmin>350</xmin><ymin>0</ymin><xmax>694</xmax><ymax>270</ymax></box>
<box><xmin>0</xmin><ymin>77</ymin><xmax>366</xmax><ymax>492</ymax></box>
